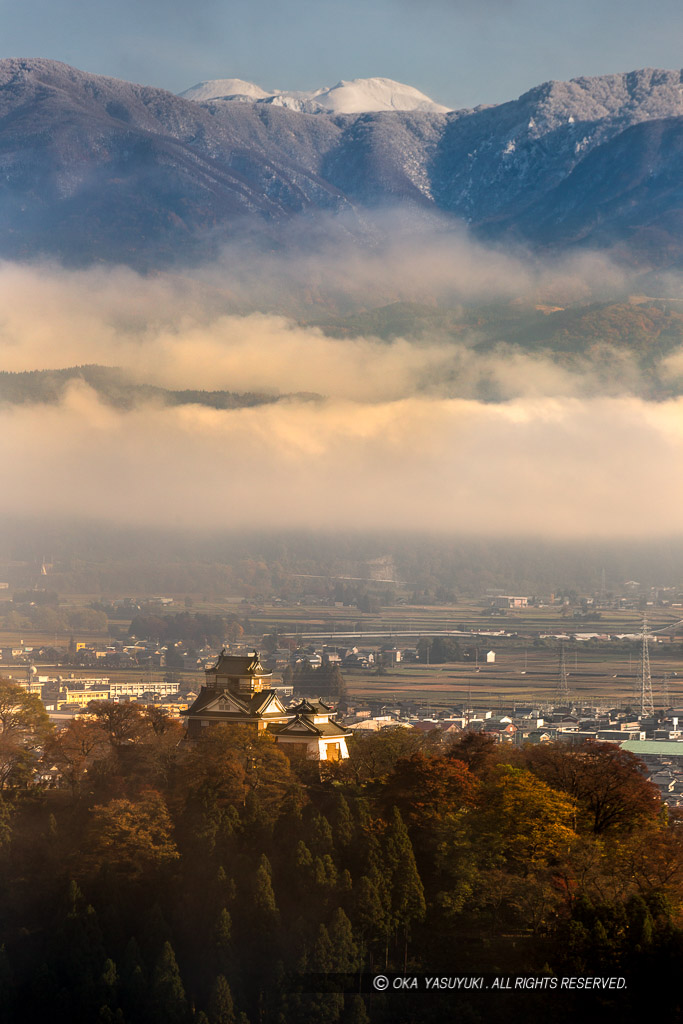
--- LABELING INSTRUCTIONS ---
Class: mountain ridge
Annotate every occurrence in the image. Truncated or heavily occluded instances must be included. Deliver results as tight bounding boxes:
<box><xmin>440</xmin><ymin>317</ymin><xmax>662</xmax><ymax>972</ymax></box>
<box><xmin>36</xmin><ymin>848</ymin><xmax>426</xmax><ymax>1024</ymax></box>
<box><xmin>2</xmin><ymin>59</ymin><xmax>683</xmax><ymax>266</ymax></box>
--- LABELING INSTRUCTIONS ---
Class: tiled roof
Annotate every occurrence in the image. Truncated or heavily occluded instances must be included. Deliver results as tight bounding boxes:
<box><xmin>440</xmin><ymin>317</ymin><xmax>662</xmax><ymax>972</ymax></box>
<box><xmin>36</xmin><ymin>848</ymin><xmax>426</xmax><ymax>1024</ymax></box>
<box><xmin>183</xmin><ymin>686</ymin><xmax>287</xmax><ymax>718</ymax></box>
<box><xmin>288</xmin><ymin>698</ymin><xmax>333</xmax><ymax>714</ymax></box>
<box><xmin>208</xmin><ymin>653</ymin><xmax>270</xmax><ymax>676</ymax></box>
<box><xmin>271</xmin><ymin>715</ymin><xmax>352</xmax><ymax>738</ymax></box>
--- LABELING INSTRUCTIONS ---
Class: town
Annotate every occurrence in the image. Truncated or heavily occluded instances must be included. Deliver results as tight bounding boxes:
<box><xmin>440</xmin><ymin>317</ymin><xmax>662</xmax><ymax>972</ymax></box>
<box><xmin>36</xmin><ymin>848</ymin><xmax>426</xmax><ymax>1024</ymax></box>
<box><xmin>4</xmin><ymin>569</ymin><xmax>683</xmax><ymax>801</ymax></box>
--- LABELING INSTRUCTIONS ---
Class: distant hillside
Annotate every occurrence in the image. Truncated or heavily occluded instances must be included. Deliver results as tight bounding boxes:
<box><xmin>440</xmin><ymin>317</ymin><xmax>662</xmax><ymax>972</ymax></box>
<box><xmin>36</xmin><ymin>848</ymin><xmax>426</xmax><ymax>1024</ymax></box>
<box><xmin>314</xmin><ymin>297</ymin><xmax>683</xmax><ymax>350</ymax></box>
<box><xmin>0</xmin><ymin>366</ymin><xmax>316</xmax><ymax>408</ymax></box>
<box><xmin>312</xmin><ymin>297</ymin><xmax>683</xmax><ymax>398</ymax></box>
<box><xmin>4</xmin><ymin>299</ymin><xmax>683</xmax><ymax>405</ymax></box>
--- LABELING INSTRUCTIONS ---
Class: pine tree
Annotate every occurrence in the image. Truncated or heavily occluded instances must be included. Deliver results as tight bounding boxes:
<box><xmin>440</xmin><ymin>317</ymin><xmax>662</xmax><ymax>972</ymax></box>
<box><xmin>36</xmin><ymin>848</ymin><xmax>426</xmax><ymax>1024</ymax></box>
<box><xmin>215</xmin><ymin>867</ymin><xmax>236</xmax><ymax>903</ymax></box>
<box><xmin>214</xmin><ymin>907</ymin><xmax>232</xmax><ymax>947</ymax></box>
<box><xmin>121</xmin><ymin>937</ymin><xmax>146</xmax><ymax>1002</ymax></box>
<box><xmin>99</xmin><ymin>958</ymin><xmax>118</xmax><ymax>1010</ymax></box>
<box><xmin>253</xmin><ymin>855</ymin><xmax>278</xmax><ymax>920</ymax></box>
<box><xmin>0</xmin><ymin>944</ymin><xmax>12</xmax><ymax>1017</ymax></box>
<box><xmin>328</xmin><ymin>909</ymin><xmax>358</xmax><ymax>973</ymax></box>
<box><xmin>208</xmin><ymin>975</ymin><xmax>236</xmax><ymax>1024</ymax></box>
<box><xmin>213</xmin><ymin>908</ymin><xmax>232</xmax><ymax>976</ymax></box>
<box><xmin>312</xmin><ymin>924</ymin><xmax>333</xmax><ymax>974</ymax></box>
<box><xmin>354</xmin><ymin>875</ymin><xmax>387</xmax><ymax>969</ymax></box>
<box><xmin>342</xmin><ymin>995</ymin><xmax>370</xmax><ymax>1024</ymax></box>
<box><xmin>141</xmin><ymin>904</ymin><xmax>171</xmax><ymax>965</ymax></box>
<box><xmin>330</xmin><ymin>795</ymin><xmax>354</xmax><ymax>849</ymax></box>
<box><xmin>384</xmin><ymin>807</ymin><xmax>426</xmax><ymax>969</ymax></box>
<box><xmin>310</xmin><ymin>814</ymin><xmax>334</xmax><ymax>855</ymax></box>
<box><xmin>150</xmin><ymin>941</ymin><xmax>188</xmax><ymax>1024</ymax></box>
<box><xmin>296</xmin><ymin>840</ymin><xmax>314</xmax><ymax>872</ymax></box>
<box><xmin>96</xmin><ymin>1007</ymin><xmax>125</xmax><ymax>1024</ymax></box>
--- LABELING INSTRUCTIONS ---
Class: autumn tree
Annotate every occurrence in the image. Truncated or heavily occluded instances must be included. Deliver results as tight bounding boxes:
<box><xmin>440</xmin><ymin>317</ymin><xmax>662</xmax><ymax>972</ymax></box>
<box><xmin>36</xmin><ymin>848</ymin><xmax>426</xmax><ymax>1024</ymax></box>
<box><xmin>0</xmin><ymin>679</ymin><xmax>52</xmax><ymax>788</ymax></box>
<box><xmin>44</xmin><ymin>717</ymin><xmax>110</xmax><ymax>797</ymax></box>
<box><xmin>523</xmin><ymin>741</ymin><xmax>660</xmax><ymax>835</ymax></box>
<box><xmin>343</xmin><ymin>727</ymin><xmax>441</xmax><ymax>785</ymax></box>
<box><xmin>85</xmin><ymin>788</ymin><xmax>179</xmax><ymax>879</ymax></box>
<box><xmin>446</xmin><ymin>731</ymin><xmax>507</xmax><ymax>776</ymax></box>
<box><xmin>470</xmin><ymin>764</ymin><xmax>577</xmax><ymax>873</ymax></box>
<box><xmin>86</xmin><ymin>702</ymin><xmax>148</xmax><ymax>748</ymax></box>
<box><xmin>380</xmin><ymin>751</ymin><xmax>478</xmax><ymax>831</ymax></box>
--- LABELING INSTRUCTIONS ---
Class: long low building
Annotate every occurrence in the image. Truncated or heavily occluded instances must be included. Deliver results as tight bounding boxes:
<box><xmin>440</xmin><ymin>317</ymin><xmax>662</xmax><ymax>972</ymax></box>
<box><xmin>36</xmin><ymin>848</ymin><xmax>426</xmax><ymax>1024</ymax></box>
<box><xmin>620</xmin><ymin>739</ymin><xmax>683</xmax><ymax>764</ymax></box>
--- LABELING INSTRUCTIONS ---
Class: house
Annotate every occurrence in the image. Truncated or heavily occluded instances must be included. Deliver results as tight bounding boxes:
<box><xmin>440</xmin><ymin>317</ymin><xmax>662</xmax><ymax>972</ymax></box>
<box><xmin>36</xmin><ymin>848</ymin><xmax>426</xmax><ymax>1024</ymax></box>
<box><xmin>183</xmin><ymin>651</ymin><xmax>351</xmax><ymax>761</ymax></box>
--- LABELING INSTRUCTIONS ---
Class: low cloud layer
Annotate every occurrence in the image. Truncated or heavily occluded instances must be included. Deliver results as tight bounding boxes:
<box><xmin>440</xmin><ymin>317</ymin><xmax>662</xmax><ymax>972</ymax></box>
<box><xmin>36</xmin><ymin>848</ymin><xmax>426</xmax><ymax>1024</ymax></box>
<box><xmin>1</xmin><ymin>244</ymin><xmax>683</xmax><ymax>538</ymax></box>
<box><xmin>4</xmin><ymin>383</ymin><xmax>683</xmax><ymax>536</ymax></box>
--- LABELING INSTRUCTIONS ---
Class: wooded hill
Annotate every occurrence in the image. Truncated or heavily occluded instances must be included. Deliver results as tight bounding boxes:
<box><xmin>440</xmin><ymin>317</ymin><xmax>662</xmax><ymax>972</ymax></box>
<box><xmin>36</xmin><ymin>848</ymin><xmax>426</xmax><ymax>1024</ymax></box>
<box><xmin>0</xmin><ymin>682</ymin><xmax>681</xmax><ymax>1023</ymax></box>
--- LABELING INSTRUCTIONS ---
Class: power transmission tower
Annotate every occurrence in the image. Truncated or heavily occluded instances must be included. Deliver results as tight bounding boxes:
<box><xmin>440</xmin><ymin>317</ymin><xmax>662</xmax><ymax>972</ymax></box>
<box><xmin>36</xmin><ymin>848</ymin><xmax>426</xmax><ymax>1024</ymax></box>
<box><xmin>638</xmin><ymin>616</ymin><xmax>655</xmax><ymax>718</ymax></box>
<box><xmin>555</xmin><ymin>642</ymin><xmax>571</xmax><ymax>709</ymax></box>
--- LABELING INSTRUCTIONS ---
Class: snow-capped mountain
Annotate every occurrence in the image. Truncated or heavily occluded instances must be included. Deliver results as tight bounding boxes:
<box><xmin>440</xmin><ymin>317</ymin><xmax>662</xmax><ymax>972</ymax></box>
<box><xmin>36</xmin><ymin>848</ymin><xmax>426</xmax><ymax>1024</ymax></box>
<box><xmin>3</xmin><ymin>59</ymin><xmax>683</xmax><ymax>267</ymax></box>
<box><xmin>179</xmin><ymin>78</ymin><xmax>273</xmax><ymax>103</ymax></box>
<box><xmin>180</xmin><ymin>76</ymin><xmax>451</xmax><ymax>114</ymax></box>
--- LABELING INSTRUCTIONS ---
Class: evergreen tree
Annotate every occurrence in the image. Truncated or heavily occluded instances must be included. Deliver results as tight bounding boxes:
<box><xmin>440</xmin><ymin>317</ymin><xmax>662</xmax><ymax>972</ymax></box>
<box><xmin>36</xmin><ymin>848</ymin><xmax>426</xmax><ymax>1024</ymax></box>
<box><xmin>149</xmin><ymin>942</ymin><xmax>188</xmax><ymax>1024</ymax></box>
<box><xmin>99</xmin><ymin>958</ymin><xmax>118</xmax><ymax>1011</ymax></box>
<box><xmin>0</xmin><ymin>944</ymin><xmax>12</xmax><ymax>1017</ymax></box>
<box><xmin>214</xmin><ymin>907</ymin><xmax>232</xmax><ymax>948</ymax></box>
<box><xmin>215</xmin><ymin>868</ymin><xmax>236</xmax><ymax>903</ymax></box>
<box><xmin>296</xmin><ymin>840</ymin><xmax>314</xmax><ymax>871</ymax></box>
<box><xmin>385</xmin><ymin>807</ymin><xmax>426</xmax><ymax>943</ymax></box>
<box><xmin>354</xmin><ymin>876</ymin><xmax>387</xmax><ymax>969</ymax></box>
<box><xmin>330</xmin><ymin>795</ymin><xmax>354</xmax><ymax>850</ymax></box>
<box><xmin>253</xmin><ymin>855</ymin><xmax>278</xmax><ymax>921</ymax></box>
<box><xmin>141</xmin><ymin>904</ymin><xmax>171</xmax><ymax>965</ymax></box>
<box><xmin>310</xmin><ymin>814</ymin><xmax>334</xmax><ymax>856</ymax></box>
<box><xmin>212</xmin><ymin>908</ymin><xmax>232</xmax><ymax>977</ymax></box>
<box><xmin>342</xmin><ymin>995</ymin><xmax>370</xmax><ymax>1024</ymax></box>
<box><xmin>328</xmin><ymin>909</ymin><xmax>358</xmax><ymax>972</ymax></box>
<box><xmin>96</xmin><ymin>1007</ymin><xmax>125</xmax><ymax>1024</ymax></box>
<box><xmin>120</xmin><ymin>939</ymin><xmax>147</xmax><ymax>1024</ymax></box>
<box><xmin>311</xmin><ymin>925</ymin><xmax>333</xmax><ymax>974</ymax></box>
<box><xmin>208</xmin><ymin>975</ymin><xmax>236</xmax><ymax>1024</ymax></box>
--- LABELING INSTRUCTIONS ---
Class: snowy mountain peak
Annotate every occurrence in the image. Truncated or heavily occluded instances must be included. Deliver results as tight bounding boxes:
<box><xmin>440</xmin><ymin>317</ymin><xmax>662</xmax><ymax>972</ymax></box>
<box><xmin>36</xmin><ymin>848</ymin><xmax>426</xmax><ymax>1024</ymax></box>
<box><xmin>179</xmin><ymin>75</ymin><xmax>450</xmax><ymax>114</ymax></box>
<box><xmin>179</xmin><ymin>78</ymin><xmax>273</xmax><ymax>103</ymax></box>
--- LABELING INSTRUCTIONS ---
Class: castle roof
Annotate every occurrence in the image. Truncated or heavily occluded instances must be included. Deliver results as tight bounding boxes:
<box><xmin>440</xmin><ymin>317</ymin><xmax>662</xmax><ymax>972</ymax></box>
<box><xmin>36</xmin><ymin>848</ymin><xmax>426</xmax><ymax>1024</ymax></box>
<box><xmin>183</xmin><ymin>687</ymin><xmax>288</xmax><ymax>719</ymax></box>
<box><xmin>270</xmin><ymin>714</ymin><xmax>352</xmax><ymax>739</ymax></box>
<box><xmin>208</xmin><ymin>652</ymin><xmax>270</xmax><ymax>676</ymax></box>
<box><xmin>288</xmin><ymin>698</ymin><xmax>333</xmax><ymax>715</ymax></box>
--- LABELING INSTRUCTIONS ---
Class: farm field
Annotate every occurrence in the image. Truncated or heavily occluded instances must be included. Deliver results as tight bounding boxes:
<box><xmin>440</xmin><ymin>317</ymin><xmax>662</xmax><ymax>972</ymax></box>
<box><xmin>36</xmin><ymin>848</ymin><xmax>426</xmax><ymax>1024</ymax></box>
<box><xmin>344</xmin><ymin>642</ymin><xmax>683</xmax><ymax>709</ymax></box>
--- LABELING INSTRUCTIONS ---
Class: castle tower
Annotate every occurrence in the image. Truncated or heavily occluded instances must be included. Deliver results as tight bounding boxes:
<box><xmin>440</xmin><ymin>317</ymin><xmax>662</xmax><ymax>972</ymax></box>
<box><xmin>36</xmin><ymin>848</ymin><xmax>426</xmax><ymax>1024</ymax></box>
<box><xmin>205</xmin><ymin>650</ymin><xmax>272</xmax><ymax>696</ymax></box>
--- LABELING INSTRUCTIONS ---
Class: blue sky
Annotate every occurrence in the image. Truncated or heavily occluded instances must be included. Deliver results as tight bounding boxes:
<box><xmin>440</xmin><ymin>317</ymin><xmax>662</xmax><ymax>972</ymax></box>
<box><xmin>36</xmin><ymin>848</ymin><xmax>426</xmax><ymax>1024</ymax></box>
<box><xmin>2</xmin><ymin>0</ymin><xmax>683</xmax><ymax>107</ymax></box>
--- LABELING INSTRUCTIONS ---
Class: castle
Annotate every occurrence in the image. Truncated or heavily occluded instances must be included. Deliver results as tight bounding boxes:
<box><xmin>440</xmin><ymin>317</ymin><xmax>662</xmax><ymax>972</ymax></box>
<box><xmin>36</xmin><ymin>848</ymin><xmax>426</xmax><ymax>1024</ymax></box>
<box><xmin>183</xmin><ymin>651</ymin><xmax>351</xmax><ymax>761</ymax></box>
